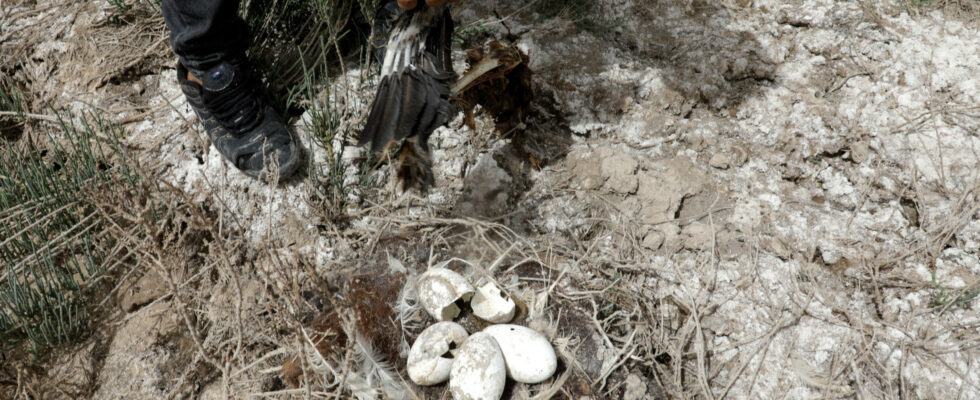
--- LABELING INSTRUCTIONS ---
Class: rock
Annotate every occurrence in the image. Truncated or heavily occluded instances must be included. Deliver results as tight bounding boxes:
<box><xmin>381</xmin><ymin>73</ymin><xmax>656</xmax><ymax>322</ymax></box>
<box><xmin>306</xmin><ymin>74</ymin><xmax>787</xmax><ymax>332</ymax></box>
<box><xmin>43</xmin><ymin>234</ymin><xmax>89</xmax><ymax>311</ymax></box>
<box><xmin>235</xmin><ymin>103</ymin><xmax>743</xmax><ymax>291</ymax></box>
<box><xmin>850</xmin><ymin>141</ymin><xmax>870</xmax><ymax>164</ymax></box>
<box><xmin>570</xmin><ymin>151</ymin><xmax>605</xmax><ymax>189</ymax></box>
<box><xmin>709</xmin><ymin>153</ymin><xmax>731</xmax><ymax>169</ymax></box>
<box><xmin>458</xmin><ymin>153</ymin><xmax>513</xmax><ymax>218</ymax></box>
<box><xmin>682</xmin><ymin>223</ymin><xmax>714</xmax><ymax>251</ymax></box>
<box><xmin>608</xmin><ymin>173</ymin><xmax>639</xmax><ymax>194</ymax></box>
<box><xmin>660</xmin><ymin>223</ymin><xmax>683</xmax><ymax>250</ymax></box>
<box><xmin>199</xmin><ymin>382</ymin><xmax>229</xmax><ymax>400</ymax></box>
<box><xmin>676</xmin><ymin>187</ymin><xmax>732</xmax><ymax>222</ymax></box>
<box><xmin>637</xmin><ymin>176</ymin><xmax>676</xmax><ymax>222</ymax></box>
<box><xmin>92</xmin><ymin>301</ymin><xmax>182</xmax><ymax>399</ymax></box>
<box><xmin>728</xmin><ymin>146</ymin><xmax>749</xmax><ymax>168</ymax></box>
<box><xmin>818</xmin><ymin>244</ymin><xmax>842</xmax><ymax>265</ymax></box>
<box><xmin>636</xmin><ymin>157</ymin><xmax>707</xmax><ymax>223</ymax></box>
<box><xmin>117</xmin><ymin>271</ymin><xmax>169</xmax><ymax>312</ymax></box>
<box><xmin>714</xmin><ymin>230</ymin><xmax>746</xmax><ymax>260</ymax></box>
<box><xmin>570</xmin><ymin>147</ymin><xmax>639</xmax><ymax>193</ymax></box>
<box><xmin>579</xmin><ymin>172</ymin><xmax>606</xmax><ymax>190</ymax></box>
<box><xmin>46</xmin><ymin>341</ymin><xmax>98</xmax><ymax>398</ymax></box>
<box><xmin>642</xmin><ymin>230</ymin><xmax>666</xmax><ymax>250</ymax></box>
<box><xmin>600</xmin><ymin>152</ymin><xmax>639</xmax><ymax>194</ymax></box>
<box><xmin>781</xmin><ymin>165</ymin><xmax>803</xmax><ymax>181</ymax></box>
<box><xmin>769</xmin><ymin>237</ymin><xmax>792</xmax><ymax>260</ymax></box>
<box><xmin>622</xmin><ymin>373</ymin><xmax>647</xmax><ymax>400</ymax></box>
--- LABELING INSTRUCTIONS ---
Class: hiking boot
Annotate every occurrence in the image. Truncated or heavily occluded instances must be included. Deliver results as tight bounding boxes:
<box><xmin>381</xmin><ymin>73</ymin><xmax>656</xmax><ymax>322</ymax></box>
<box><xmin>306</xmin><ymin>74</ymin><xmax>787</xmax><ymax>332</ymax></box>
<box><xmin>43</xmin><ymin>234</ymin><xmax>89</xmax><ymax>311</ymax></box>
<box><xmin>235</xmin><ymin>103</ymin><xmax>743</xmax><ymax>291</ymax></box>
<box><xmin>177</xmin><ymin>59</ymin><xmax>300</xmax><ymax>180</ymax></box>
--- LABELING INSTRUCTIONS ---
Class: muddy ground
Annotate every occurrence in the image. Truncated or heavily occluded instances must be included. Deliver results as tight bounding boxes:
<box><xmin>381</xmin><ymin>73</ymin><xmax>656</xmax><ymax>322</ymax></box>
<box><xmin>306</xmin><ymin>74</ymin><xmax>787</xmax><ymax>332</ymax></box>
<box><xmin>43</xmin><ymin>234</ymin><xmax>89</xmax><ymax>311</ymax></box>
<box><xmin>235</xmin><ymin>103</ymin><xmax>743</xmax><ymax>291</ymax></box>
<box><xmin>2</xmin><ymin>0</ymin><xmax>980</xmax><ymax>399</ymax></box>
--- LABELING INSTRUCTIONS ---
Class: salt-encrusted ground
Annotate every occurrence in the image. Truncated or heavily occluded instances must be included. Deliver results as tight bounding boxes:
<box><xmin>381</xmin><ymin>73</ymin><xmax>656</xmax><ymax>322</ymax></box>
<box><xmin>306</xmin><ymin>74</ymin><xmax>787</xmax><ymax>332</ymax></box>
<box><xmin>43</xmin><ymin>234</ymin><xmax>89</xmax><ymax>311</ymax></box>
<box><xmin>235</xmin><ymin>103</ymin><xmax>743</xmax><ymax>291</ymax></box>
<box><xmin>2</xmin><ymin>0</ymin><xmax>979</xmax><ymax>398</ymax></box>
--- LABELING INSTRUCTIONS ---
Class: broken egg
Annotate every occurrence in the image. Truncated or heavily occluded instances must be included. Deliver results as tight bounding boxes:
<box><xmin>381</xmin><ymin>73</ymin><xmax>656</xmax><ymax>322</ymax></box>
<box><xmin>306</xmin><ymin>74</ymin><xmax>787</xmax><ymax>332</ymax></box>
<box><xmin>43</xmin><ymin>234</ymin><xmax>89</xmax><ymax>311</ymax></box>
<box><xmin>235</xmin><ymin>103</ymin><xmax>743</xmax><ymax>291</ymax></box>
<box><xmin>449</xmin><ymin>332</ymin><xmax>506</xmax><ymax>400</ymax></box>
<box><xmin>407</xmin><ymin>322</ymin><xmax>469</xmax><ymax>385</ymax></box>
<box><xmin>483</xmin><ymin>325</ymin><xmax>557</xmax><ymax>384</ymax></box>
<box><xmin>417</xmin><ymin>268</ymin><xmax>474</xmax><ymax>321</ymax></box>
<box><xmin>471</xmin><ymin>282</ymin><xmax>515</xmax><ymax>323</ymax></box>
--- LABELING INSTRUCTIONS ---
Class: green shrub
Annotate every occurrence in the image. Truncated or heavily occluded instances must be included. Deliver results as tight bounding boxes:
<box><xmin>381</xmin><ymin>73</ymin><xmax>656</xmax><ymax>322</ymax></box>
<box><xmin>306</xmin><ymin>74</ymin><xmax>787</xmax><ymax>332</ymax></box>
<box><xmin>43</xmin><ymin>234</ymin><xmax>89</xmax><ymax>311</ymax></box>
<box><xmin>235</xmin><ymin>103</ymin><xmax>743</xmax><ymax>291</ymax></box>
<box><xmin>243</xmin><ymin>0</ymin><xmax>379</xmax><ymax>110</ymax></box>
<box><xmin>0</xmin><ymin>112</ymin><xmax>142</xmax><ymax>356</ymax></box>
<box><xmin>0</xmin><ymin>75</ymin><xmax>25</xmax><ymax>140</ymax></box>
<box><xmin>296</xmin><ymin>38</ymin><xmax>376</xmax><ymax>222</ymax></box>
<box><xmin>241</xmin><ymin>0</ymin><xmax>379</xmax><ymax>218</ymax></box>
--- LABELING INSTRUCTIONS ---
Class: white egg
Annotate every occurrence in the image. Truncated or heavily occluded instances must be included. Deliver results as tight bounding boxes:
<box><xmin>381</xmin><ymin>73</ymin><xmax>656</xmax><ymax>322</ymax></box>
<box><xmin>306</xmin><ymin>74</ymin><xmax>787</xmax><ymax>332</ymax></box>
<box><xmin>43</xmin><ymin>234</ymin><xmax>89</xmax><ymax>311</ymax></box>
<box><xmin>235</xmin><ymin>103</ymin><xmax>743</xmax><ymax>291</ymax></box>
<box><xmin>471</xmin><ymin>283</ymin><xmax>516</xmax><ymax>324</ymax></box>
<box><xmin>449</xmin><ymin>332</ymin><xmax>506</xmax><ymax>400</ymax></box>
<box><xmin>407</xmin><ymin>322</ymin><xmax>469</xmax><ymax>385</ymax></box>
<box><xmin>417</xmin><ymin>268</ymin><xmax>474</xmax><ymax>321</ymax></box>
<box><xmin>483</xmin><ymin>325</ymin><xmax>557</xmax><ymax>384</ymax></box>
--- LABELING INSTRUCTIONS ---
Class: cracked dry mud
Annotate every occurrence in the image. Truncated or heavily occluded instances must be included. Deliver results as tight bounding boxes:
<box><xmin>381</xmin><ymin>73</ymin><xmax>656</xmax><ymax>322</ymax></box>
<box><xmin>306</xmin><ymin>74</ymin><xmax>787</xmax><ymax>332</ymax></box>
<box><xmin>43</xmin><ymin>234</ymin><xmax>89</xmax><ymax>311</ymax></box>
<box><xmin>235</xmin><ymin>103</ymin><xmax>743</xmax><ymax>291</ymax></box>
<box><xmin>3</xmin><ymin>0</ymin><xmax>980</xmax><ymax>398</ymax></box>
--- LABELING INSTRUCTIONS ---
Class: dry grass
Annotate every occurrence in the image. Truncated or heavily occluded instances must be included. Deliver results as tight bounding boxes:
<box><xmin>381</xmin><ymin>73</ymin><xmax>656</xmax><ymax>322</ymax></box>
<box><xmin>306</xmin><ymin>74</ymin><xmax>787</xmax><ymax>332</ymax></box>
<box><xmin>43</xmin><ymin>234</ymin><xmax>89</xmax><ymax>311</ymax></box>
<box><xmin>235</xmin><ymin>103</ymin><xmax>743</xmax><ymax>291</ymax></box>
<box><xmin>4</xmin><ymin>0</ymin><xmax>980</xmax><ymax>399</ymax></box>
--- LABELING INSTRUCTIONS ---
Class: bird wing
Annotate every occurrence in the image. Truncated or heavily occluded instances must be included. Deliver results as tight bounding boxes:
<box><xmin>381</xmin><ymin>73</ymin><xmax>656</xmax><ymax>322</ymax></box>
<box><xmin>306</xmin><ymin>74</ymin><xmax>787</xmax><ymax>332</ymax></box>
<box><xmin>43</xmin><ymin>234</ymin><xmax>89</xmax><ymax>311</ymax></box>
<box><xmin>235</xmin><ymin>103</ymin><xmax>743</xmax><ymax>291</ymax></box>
<box><xmin>359</xmin><ymin>5</ymin><xmax>455</xmax><ymax>156</ymax></box>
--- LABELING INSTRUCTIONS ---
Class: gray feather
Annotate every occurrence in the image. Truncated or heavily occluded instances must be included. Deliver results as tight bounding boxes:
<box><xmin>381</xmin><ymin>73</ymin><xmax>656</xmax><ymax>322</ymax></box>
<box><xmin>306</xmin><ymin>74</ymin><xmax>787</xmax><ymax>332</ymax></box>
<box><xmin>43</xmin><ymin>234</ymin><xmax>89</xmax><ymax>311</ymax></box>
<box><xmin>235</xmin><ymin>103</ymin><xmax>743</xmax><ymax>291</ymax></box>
<box><xmin>359</xmin><ymin>5</ymin><xmax>455</xmax><ymax>190</ymax></box>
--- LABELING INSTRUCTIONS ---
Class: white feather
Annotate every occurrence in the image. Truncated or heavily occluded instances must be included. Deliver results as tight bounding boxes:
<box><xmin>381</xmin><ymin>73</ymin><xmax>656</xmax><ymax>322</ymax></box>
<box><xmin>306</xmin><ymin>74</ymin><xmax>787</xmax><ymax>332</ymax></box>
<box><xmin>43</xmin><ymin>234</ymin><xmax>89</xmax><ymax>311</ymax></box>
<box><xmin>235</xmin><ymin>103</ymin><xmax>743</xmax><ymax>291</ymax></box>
<box><xmin>387</xmin><ymin>255</ymin><xmax>408</xmax><ymax>274</ymax></box>
<box><xmin>396</xmin><ymin>281</ymin><xmax>422</xmax><ymax>332</ymax></box>
<box><xmin>300</xmin><ymin>326</ymin><xmax>342</xmax><ymax>385</ymax></box>
<box><xmin>349</xmin><ymin>332</ymin><xmax>409</xmax><ymax>400</ymax></box>
<box><xmin>379</xmin><ymin>7</ymin><xmax>442</xmax><ymax>77</ymax></box>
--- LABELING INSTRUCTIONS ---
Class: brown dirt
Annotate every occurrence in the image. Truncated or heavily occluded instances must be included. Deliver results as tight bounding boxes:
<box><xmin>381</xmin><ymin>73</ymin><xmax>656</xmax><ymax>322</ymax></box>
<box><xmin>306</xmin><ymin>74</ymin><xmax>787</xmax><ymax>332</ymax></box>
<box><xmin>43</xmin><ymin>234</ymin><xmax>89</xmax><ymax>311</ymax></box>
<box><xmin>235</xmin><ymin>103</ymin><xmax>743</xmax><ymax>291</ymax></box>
<box><xmin>3</xmin><ymin>0</ymin><xmax>980</xmax><ymax>399</ymax></box>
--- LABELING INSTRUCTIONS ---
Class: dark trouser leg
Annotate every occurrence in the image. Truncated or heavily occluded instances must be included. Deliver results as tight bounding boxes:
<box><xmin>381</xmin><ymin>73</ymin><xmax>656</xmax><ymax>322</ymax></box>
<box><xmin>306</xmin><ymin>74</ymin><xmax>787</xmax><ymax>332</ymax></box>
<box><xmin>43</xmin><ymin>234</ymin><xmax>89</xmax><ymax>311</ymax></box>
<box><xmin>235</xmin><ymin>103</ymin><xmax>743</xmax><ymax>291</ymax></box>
<box><xmin>162</xmin><ymin>0</ymin><xmax>301</xmax><ymax>180</ymax></box>
<box><xmin>161</xmin><ymin>0</ymin><xmax>250</xmax><ymax>70</ymax></box>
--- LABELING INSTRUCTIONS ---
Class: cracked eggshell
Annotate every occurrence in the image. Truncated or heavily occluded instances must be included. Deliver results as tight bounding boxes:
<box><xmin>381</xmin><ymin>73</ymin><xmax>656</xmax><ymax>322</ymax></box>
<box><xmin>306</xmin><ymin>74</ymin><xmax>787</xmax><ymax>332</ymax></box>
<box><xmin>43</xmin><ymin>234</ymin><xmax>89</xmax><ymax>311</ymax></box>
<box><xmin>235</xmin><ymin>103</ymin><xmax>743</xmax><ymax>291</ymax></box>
<box><xmin>450</xmin><ymin>332</ymin><xmax>506</xmax><ymax>400</ymax></box>
<box><xmin>471</xmin><ymin>283</ymin><xmax>516</xmax><ymax>323</ymax></box>
<box><xmin>418</xmin><ymin>268</ymin><xmax>474</xmax><ymax>321</ymax></box>
<box><xmin>408</xmin><ymin>322</ymin><xmax>469</xmax><ymax>385</ymax></box>
<box><xmin>483</xmin><ymin>325</ymin><xmax>557</xmax><ymax>384</ymax></box>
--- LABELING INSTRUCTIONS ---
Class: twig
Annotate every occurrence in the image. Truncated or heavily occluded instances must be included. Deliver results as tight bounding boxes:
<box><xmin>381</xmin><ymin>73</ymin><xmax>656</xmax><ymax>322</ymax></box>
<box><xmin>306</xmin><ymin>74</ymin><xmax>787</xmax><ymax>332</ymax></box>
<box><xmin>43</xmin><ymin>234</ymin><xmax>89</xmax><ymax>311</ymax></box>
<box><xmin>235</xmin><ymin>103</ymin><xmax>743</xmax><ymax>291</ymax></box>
<box><xmin>0</xmin><ymin>111</ymin><xmax>60</xmax><ymax>123</ymax></box>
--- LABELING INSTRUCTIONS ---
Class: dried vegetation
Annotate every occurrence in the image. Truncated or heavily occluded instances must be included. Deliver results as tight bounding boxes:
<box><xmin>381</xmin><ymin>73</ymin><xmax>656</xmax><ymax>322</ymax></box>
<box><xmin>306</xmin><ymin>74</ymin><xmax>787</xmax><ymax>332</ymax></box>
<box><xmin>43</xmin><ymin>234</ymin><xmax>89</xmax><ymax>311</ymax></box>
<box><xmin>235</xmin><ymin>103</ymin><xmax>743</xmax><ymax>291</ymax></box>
<box><xmin>2</xmin><ymin>0</ymin><xmax>980</xmax><ymax>399</ymax></box>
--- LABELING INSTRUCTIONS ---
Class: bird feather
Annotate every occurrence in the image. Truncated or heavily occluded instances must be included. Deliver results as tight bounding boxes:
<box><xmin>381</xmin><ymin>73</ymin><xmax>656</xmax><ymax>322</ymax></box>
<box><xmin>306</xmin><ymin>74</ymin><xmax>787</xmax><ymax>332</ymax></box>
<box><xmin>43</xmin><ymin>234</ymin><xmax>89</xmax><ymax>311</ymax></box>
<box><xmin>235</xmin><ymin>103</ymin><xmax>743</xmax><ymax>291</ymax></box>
<box><xmin>349</xmin><ymin>332</ymin><xmax>409</xmax><ymax>400</ymax></box>
<box><xmin>360</xmin><ymin>5</ymin><xmax>455</xmax><ymax>191</ymax></box>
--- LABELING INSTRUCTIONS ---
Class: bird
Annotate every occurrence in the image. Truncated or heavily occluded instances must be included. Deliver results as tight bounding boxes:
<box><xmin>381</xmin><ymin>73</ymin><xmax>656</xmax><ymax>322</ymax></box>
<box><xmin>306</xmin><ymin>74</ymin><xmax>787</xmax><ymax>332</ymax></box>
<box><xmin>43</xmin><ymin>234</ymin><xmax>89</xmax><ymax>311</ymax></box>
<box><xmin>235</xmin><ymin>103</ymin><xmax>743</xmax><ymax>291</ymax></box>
<box><xmin>359</xmin><ymin>2</ymin><xmax>455</xmax><ymax>193</ymax></box>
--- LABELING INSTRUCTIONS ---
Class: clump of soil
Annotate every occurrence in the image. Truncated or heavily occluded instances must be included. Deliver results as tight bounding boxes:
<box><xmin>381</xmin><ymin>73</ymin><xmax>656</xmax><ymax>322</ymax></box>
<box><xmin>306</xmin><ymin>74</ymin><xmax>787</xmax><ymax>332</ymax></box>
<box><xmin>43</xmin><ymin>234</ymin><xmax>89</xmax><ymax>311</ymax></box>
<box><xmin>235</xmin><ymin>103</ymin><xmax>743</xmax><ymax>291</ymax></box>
<box><xmin>5</xmin><ymin>0</ymin><xmax>980</xmax><ymax>399</ymax></box>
